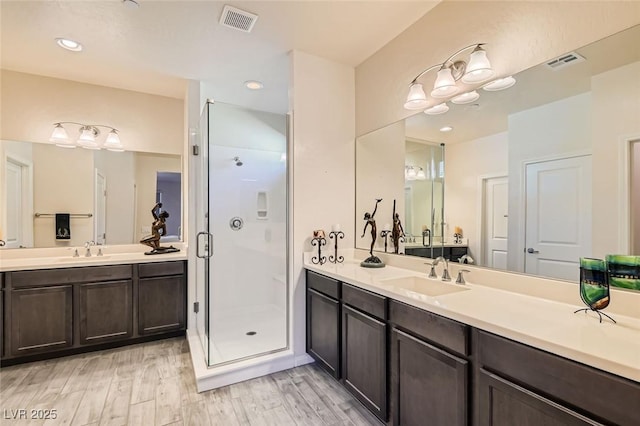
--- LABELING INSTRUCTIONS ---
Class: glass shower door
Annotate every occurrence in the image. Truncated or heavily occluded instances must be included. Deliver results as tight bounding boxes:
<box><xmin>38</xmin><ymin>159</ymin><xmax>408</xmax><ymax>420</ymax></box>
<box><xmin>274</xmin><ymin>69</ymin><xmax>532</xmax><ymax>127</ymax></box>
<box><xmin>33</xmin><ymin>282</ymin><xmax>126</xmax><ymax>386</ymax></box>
<box><xmin>204</xmin><ymin>101</ymin><xmax>288</xmax><ymax>367</ymax></box>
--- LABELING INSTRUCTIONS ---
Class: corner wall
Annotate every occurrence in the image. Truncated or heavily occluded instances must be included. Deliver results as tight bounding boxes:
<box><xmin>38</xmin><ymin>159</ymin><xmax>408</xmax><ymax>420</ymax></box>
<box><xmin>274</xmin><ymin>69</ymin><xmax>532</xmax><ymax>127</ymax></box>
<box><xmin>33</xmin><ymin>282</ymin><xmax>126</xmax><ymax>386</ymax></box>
<box><xmin>290</xmin><ymin>50</ymin><xmax>355</xmax><ymax>360</ymax></box>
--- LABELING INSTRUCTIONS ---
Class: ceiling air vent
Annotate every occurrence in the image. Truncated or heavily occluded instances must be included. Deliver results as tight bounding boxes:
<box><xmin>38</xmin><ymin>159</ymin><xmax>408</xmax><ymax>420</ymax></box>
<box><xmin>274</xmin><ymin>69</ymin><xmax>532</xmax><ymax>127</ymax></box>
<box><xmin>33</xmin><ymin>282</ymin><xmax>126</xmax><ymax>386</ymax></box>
<box><xmin>219</xmin><ymin>5</ymin><xmax>258</xmax><ymax>33</ymax></box>
<box><xmin>545</xmin><ymin>52</ymin><xmax>586</xmax><ymax>71</ymax></box>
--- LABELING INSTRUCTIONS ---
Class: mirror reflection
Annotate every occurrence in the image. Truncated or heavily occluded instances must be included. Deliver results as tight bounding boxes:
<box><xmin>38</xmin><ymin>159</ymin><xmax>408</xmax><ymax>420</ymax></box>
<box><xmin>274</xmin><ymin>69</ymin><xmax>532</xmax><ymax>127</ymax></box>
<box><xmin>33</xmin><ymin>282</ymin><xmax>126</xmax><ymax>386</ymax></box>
<box><xmin>356</xmin><ymin>24</ymin><xmax>640</xmax><ymax>282</ymax></box>
<box><xmin>1</xmin><ymin>140</ymin><xmax>182</xmax><ymax>248</ymax></box>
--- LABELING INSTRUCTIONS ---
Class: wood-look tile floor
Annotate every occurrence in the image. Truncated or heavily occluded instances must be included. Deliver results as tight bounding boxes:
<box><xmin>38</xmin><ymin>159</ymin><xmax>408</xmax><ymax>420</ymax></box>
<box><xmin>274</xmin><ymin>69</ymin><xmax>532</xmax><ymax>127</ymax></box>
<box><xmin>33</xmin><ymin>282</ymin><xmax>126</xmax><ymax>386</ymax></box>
<box><xmin>0</xmin><ymin>338</ymin><xmax>382</xmax><ymax>425</ymax></box>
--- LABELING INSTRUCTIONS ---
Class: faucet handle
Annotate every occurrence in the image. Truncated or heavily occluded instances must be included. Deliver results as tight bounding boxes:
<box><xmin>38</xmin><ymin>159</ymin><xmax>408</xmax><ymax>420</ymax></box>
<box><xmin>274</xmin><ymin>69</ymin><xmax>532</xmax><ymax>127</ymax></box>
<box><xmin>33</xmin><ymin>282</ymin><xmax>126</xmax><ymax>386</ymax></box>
<box><xmin>97</xmin><ymin>247</ymin><xmax>103</xmax><ymax>257</ymax></box>
<box><xmin>456</xmin><ymin>269</ymin><xmax>471</xmax><ymax>284</ymax></box>
<box><xmin>73</xmin><ymin>248</ymin><xmax>79</xmax><ymax>258</ymax></box>
<box><xmin>425</xmin><ymin>262</ymin><xmax>438</xmax><ymax>279</ymax></box>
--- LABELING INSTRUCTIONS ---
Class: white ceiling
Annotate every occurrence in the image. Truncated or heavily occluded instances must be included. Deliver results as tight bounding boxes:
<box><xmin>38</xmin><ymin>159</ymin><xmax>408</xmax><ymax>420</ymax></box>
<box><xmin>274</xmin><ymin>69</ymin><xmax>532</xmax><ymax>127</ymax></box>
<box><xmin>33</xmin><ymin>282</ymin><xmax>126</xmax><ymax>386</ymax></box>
<box><xmin>1</xmin><ymin>0</ymin><xmax>440</xmax><ymax>113</ymax></box>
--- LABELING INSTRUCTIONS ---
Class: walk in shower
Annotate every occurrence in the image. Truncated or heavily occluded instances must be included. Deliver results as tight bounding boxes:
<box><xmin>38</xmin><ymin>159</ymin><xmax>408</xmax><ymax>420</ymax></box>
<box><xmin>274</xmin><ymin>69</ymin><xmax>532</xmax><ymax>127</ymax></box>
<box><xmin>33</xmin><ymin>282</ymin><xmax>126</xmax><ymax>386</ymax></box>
<box><xmin>195</xmin><ymin>100</ymin><xmax>288</xmax><ymax>367</ymax></box>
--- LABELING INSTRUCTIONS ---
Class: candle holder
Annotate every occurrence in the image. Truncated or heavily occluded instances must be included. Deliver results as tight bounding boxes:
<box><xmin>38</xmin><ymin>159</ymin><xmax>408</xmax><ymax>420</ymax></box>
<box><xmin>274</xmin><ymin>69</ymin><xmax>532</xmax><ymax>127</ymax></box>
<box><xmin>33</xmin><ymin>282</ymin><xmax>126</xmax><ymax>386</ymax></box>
<box><xmin>329</xmin><ymin>231</ymin><xmax>345</xmax><ymax>263</ymax></box>
<box><xmin>380</xmin><ymin>230</ymin><xmax>391</xmax><ymax>253</ymax></box>
<box><xmin>311</xmin><ymin>237</ymin><xmax>327</xmax><ymax>265</ymax></box>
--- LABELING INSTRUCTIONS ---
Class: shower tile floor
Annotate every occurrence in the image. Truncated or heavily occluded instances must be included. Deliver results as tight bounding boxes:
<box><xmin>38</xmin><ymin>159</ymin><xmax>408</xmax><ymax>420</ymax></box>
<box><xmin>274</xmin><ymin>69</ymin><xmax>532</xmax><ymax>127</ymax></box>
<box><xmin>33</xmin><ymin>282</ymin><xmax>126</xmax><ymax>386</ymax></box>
<box><xmin>209</xmin><ymin>304</ymin><xmax>287</xmax><ymax>365</ymax></box>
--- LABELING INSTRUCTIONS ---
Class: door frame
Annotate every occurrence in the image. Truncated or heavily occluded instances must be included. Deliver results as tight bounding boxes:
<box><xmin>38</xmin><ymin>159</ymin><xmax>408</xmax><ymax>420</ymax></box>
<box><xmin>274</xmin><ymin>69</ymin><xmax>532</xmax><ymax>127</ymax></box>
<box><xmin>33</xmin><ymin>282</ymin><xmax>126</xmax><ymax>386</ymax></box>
<box><xmin>518</xmin><ymin>150</ymin><xmax>591</xmax><ymax>272</ymax></box>
<box><xmin>618</xmin><ymin>134</ymin><xmax>640</xmax><ymax>254</ymax></box>
<box><xmin>94</xmin><ymin>168</ymin><xmax>107</xmax><ymax>245</ymax></box>
<box><xmin>3</xmin><ymin>150</ymin><xmax>34</xmax><ymax>248</ymax></box>
<box><xmin>476</xmin><ymin>173</ymin><xmax>508</xmax><ymax>268</ymax></box>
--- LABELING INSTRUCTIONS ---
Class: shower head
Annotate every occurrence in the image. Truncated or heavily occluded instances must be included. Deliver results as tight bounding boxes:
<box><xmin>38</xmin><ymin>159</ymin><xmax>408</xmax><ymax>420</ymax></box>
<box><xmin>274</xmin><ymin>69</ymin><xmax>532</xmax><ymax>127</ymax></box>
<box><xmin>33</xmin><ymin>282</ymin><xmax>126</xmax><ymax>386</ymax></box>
<box><xmin>233</xmin><ymin>156</ymin><xmax>243</xmax><ymax>166</ymax></box>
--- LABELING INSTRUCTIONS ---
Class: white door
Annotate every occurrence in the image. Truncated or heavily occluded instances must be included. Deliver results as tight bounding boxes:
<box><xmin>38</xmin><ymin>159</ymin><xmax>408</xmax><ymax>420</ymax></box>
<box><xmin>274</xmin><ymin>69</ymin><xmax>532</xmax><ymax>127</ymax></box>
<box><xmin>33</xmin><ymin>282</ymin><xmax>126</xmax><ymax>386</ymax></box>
<box><xmin>95</xmin><ymin>170</ymin><xmax>107</xmax><ymax>245</ymax></box>
<box><xmin>525</xmin><ymin>155</ymin><xmax>592</xmax><ymax>280</ymax></box>
<box><xmin>4</xmin><ymin>157</ymin><xmax>32</xmax><ymax>248</ymax></box>
<box><xmin>483</xmin><ymin>176</ymin><xmax>508</xmax><ymax>269</ymax></box>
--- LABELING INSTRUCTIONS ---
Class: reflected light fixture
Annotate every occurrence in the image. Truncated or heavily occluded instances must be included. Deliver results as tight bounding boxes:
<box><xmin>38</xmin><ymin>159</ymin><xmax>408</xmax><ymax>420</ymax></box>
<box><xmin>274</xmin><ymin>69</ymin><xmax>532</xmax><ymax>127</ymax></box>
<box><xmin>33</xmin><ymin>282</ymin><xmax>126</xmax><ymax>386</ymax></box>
<box><xmin>55</xmin><ymin>38</ymin><xmax>83</xmax><ymax>52</ymax></box>
<box><xmin>483</xmin><ymin>76</ymin><xmax>516</xmax><ymax>91</ymax></box>
<box><xmin>244</xmin><ymin>80</ymin><xmax>264</xmax><ymax>90</ymax></box>
<box><xmin>49</xmin><ymin>122</ymin><xmax>124</xmax><ymax>151</ymax></box>
<box><xmin>404</xmin><ymin>43</ymin><xmax>514</xmax><ymax>114</ymax></box>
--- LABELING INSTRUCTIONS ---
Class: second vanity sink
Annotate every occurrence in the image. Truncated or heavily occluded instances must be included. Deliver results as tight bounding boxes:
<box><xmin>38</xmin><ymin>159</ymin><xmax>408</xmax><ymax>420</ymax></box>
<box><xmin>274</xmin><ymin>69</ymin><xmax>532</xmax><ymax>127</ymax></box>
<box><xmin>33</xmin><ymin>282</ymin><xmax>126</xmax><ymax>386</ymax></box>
<box><xmin>378</xmin><ymin>276</ymin><xmax>469</xmax><ymax>297</ymax></box>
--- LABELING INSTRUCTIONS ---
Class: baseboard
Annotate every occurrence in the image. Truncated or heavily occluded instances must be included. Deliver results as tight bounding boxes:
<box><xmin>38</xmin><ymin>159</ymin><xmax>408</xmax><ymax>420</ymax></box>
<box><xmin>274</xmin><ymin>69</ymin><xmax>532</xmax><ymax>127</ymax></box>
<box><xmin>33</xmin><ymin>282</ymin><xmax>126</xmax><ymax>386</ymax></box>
<box><xmin>295</xmin><ymin>353</ymin><xmax>315</xmax><ymax>366</ymax></box>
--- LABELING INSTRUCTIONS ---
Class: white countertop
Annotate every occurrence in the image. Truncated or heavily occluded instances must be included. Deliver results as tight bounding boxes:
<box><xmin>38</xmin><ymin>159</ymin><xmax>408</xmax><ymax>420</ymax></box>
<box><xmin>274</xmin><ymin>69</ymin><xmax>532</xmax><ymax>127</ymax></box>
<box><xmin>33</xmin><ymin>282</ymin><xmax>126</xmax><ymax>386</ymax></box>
<box><xmin>304</xmin><ymin>256</ymin><xmax>640</xmax><ymax>383</ymax></box>
<box><xmin>0</xmin><ymin>244</ymin><xmax>188</xmax><ymax>272</ymax></box>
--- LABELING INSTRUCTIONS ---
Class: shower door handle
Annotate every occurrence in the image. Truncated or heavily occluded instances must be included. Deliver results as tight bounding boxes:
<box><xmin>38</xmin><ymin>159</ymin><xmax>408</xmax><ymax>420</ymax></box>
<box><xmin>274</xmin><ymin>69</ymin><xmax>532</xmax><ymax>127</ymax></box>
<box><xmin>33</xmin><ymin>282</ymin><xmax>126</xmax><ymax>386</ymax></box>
<box><xmin>196</xmin><ymin>231</ymin><xmax>213</xmax><ymax>258</ymax></box>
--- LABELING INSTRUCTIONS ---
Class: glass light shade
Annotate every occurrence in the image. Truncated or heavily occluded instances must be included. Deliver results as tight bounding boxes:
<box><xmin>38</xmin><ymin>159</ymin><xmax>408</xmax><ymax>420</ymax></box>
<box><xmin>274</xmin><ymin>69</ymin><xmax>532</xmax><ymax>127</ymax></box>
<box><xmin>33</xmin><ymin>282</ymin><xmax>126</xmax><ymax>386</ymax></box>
<box><xmin>104</xmin><ymin>130</ymin><xmax>124</xmax><ymax>151</ymax></box>
<box><xmin>406</xmin><ymin>167</ymin><xmax>417</xmax><ymax>180</ymax></box>
<box><xmin>461</xmin><ymin>49</ymin><xmax>495</xmax><ymax>84</ymax></box>
<box><xmin>483</xmin><ymin>76</ymin><xmax>516</xmax><ymax>91</ymax></box>
<box><xmin>50</xmin><ymin>124</ymin><xmax>70</xmax><ymax>142</ymax></box>
<box><xmin>404</xmin><ymin>83</ymin><xmax>429</xmax><ymax>110</ymax></box>
<box><xmin>431</xmin><ymin>68</ymin><xmax>460</xmax><ymax>98</ymax></box>
<box><xmin>424</xmin><ymin>103</ymin><xmax>449</xmax><ymax>115</ymax></box>
<box><xmin>451</xmin><ymin>90</ymin><xmax>480</xmax><ymax>105</ymax></box>
<box><xmin>78</xmin><ymin>127</ymin><xmax>99</xmax><ymax>149</ymax></box>
<box><xmin>416</xmin><ymin>168</ymin><xmax>426</xmax><ymax>180</ymax></box>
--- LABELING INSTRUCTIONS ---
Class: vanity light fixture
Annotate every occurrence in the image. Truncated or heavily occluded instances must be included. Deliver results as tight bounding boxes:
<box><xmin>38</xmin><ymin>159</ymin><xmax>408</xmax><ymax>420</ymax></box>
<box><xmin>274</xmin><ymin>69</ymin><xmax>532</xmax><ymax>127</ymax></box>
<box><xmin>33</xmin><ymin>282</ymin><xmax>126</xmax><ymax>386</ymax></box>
<box><xmin>482</xmin><ymin>76</ymin><xmax>516</xmax><ymax>91</ymax></box>
<box><xmin>424</xmin><ymin>103</ymin><xmax>449</xmax><ymax>115</ymax></box>
<box><xmin>49</xmin><ymin>122</ymin><xmax>124</xmax><ymax>151</ymax></box>
<box><xmin>55</xmin><ymin>38</ymin><xmax>83</xmax><ymax>52</ymax></box>
<box><xmin>451</xmin><ymin>90</ymin><xmax>480</xmax><ymax>105</ymax></box>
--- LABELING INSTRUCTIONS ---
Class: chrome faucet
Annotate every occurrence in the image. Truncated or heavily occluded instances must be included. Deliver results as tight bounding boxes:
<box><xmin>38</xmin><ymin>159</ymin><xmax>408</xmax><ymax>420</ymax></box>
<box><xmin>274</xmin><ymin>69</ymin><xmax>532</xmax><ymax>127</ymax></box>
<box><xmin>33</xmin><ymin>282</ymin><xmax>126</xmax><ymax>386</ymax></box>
<box><xmin>425</xmin><ymin>262</ymin><xmax>438</xmax><ymax>279</ymax></box>
<box><xmin>456</xmin><ymin>269</ymin><xmax>470</xmax><ymax>284</ymax></box>
<box><xmin>433</xmin><ymin>256</ymin><xmax>451</xmax><ymax>281</ymax></box>
<box><xmin>459</xmin><ymin>254</ymin><xmax>474</xmax><ymax>265</ymax></box>
<box><xmin>84</xmin><ymin>240</ymin><xmax>95</xmax><ymax>257</ymax></box>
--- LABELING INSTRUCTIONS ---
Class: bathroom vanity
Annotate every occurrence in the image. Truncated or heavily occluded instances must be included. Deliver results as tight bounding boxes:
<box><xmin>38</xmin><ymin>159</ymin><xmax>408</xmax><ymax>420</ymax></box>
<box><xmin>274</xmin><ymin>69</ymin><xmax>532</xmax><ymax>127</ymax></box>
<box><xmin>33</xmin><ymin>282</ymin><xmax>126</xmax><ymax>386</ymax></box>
<box><xmin>305</xmin><ymin>254</ymin><xmax>640</xmax><ymax>426</ymax></box>
<box><xmin>0</xmin><ymin>254</ymin><xmax>187</xmax><ymax>365</ymax></box>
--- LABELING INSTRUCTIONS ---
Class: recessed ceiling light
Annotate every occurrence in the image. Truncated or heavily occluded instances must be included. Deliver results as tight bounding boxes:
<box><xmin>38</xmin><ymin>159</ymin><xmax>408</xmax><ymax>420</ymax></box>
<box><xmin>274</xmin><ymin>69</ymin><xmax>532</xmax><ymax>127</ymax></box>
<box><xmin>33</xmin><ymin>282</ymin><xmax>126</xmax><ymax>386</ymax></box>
<box><xmin>122</xmin><ymin>0</ymin><xmax>140</xmax><ymax>9</ymax></box>
<box><xmin>56</xmin><ymin>38</ymin><xmax>82</xmax><ymax>52</ymax></box>
<box><xmin>244</xmin><ymin>80</ymin><xmax>264</xmax><ymax>90</ymax></box>
<box><xmin>440</xmin><ymin>126</ymin><xmax>453</xmax><ymax>132</ymax></box>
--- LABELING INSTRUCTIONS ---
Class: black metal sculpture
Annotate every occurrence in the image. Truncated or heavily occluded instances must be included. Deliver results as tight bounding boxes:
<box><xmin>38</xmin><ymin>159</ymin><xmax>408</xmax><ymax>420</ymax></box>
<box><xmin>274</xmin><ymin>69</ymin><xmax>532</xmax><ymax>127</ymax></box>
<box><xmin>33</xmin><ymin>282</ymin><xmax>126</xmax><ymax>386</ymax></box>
<box><xmin>360</xmin><ymin>198</ymin><xmax>384</xmax><ymax>268</ymax></box>
<box><xmin>140</xmin><ymin>202</ymin><xmax>179</xmax><ymax>255</ymax></box>
<box><xmin>391</xmin><ymin>199</ymin><xmax>405</xmax><ymax>254</ymax></box>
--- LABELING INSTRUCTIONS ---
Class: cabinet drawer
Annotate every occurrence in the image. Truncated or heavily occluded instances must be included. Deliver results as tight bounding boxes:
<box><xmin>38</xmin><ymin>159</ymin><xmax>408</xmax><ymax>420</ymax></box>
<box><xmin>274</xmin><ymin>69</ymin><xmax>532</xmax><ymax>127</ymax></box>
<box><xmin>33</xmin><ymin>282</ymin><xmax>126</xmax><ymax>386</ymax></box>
<box><xmin>11</xmin><ymin>265</ymin><xmax>132</xmax><ymax>288</ymax></box>
<box><xmin>389</xmin><ymin>299</ymin><xmax>469</xmax><ymax>356</ymax></box>
<box><xmin>306</xmin><ymin>270</ymin><xmax>340</xmax><ymax>299</ymax></box>
<box><xmin>477</xmin><ymin>330</ymin><xmax>640</xmax><ymax>426</ymax></box>
<box><xmin>138</xmin><ymin>261</ymin><xmax>185</xmax><ymax>278</ymax></box>
<box><xmin>342</xmin><ymin>283</ymin><xmax>386</xmax><ymax>320</ymax></box>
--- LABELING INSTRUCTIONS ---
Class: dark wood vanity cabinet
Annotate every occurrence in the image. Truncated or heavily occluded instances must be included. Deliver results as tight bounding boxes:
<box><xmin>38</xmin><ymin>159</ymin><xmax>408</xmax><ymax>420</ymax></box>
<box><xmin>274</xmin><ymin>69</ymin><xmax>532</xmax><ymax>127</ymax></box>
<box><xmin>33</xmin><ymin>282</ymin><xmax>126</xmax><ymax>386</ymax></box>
<box><xmin>79</xmin><ymin>280</ymin><xmax>133</xmax><ymax>344</ymax></box>
<box><xmin>11</xmin><ymin>285</ymin><xmax>73</xmax><ymax>356</ymax></box>
<box><xmin>305</xmin><ymin>269</ymin><xmax>639</xmax><ymax>426</ymax></box>
<box><xmin>405</xmin><ymin>245</ymin><xmax>468</xmax><ymax>261</ymax></box>
<box><xmin>341</xmin><ymin>284</ymin><xmax>387</xmax><ymax>421</ymax></box>
<box><xmin>306</xmin><ymin>270</ymin><xmax>341</xmax><ymax>378</ymax></box>
<box><xmin>389</xmin><ymin>300</ymin><xmax>469</xmax><ymax>426</ymax></box>
<box><xmin>1</xmin><ymin>260</ymin><xmax>186</xmax><ymax>364</ymax></box>
<box><xmin>138</xmin><ymin>261</ymin><xmax>186</xmax><ymax>335</ymax></box>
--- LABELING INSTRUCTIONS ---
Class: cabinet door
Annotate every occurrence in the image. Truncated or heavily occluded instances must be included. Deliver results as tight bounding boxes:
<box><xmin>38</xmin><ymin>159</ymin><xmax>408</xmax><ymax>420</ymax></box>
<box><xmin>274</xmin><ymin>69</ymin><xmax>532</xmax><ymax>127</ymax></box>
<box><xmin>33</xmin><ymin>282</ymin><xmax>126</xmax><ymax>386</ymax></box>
<box><xmin>11</xmin><ymin>286</ymin><xmax>73</xmax><ymax>356</ymax></box>
<box><xmin>79</xmin><ymin>280</ymin><xmax>133</xmax><ymax>344</ymax></box>
<box><xmin>138</xmin><ymin>276</ymin><xmax>185</xmax><ymax>335</ymax></box>
<box><xmin>478</xmin><ymin>369</ymin><xmax>603</xmax><ymax>426</ymax></box>
<box><xmin>342</xmin><ymin>304</ymin><xmax>387</xmax><ymax>421</ymax></box>
<box><xmin>390</xmin><ymin>328</ymin><xmax>468</xmax><ymax>426</ymax></box>
<box><xmin>306</xmin><ymin>288</ymin><xmax>340</xmax><ymax>378</ymax></box>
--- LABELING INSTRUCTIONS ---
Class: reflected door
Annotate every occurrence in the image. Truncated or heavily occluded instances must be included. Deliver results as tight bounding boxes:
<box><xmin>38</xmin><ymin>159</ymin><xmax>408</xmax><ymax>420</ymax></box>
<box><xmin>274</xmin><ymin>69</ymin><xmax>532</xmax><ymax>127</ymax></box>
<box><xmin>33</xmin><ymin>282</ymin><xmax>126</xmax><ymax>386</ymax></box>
<box><xmin>483</xmin><ymin>176</ymin><xmax>508</xmax><ymax>269</ymax></box>
<box><xmin>524</xmin><ymin>155</ymin><xmax>592</xmax><ymax>280</ymax></box>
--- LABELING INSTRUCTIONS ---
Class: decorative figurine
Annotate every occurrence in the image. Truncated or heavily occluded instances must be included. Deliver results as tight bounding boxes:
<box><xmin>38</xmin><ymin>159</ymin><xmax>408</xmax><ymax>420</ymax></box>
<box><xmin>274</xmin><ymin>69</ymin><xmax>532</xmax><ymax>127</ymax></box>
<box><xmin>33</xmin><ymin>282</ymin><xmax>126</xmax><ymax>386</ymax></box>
<box><xmin>574</xmin><ymin>258</ymin><xmax>616</xmax><ymax>323</ymax></box>
<box><xmin>360</xmin><ymin>198</ymin><xmax>385</xmax><ymax>268</ymax></box>
<box><xmin>311</xmin><ymin>230</ymin><xmax>327</xmax><ymax>265</ymax></box>
<box><xmin>391</xmin><ymin>199</ymin><xmax>405</xmax><ymax>254</ymax></box>
<box><xmin>140</xmin><ymin>202</ymin><xmax>180</xmax><ymax>255</ymax></box>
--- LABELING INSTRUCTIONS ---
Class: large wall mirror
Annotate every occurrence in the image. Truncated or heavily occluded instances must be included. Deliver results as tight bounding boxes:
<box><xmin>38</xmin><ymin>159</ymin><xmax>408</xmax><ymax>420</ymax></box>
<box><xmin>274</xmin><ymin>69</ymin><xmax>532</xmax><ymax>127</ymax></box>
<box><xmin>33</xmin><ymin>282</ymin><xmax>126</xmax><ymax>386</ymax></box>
<box><xmin>1</xmin><ymin>140</ymin><xmax>182</xmax><ymax>249</ymax></box>
<box><xmin>356</xmin><ymin>24</ymin><xmax>640</xmax><ymax>284</ymax></box>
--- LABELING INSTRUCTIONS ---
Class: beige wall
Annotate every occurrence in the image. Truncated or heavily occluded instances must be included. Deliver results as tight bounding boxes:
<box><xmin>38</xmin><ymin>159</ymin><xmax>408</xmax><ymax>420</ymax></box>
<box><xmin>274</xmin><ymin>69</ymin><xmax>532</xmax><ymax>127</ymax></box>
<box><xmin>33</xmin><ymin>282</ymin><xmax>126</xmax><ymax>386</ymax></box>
<box><xmin>32</xmin><ymin>144</ymin><xmax>94</xmax><ymax>247</ymax></box>
<box><xmin>355</xmin><ymin>1</ymin><xmax>640</xmax><ymax>136</ymax></box>
<box><xmin>591</xmin><ymin>61</ymin><xmax>640</xmax><ymax>257</ymax></box>
<box><xmin>135</xmin><ymin>153</ymin><xmax>182</xmax><ymax>243</ymax></box>
<box><xmin>633</xmin><ymin>142</ymin><xmax>640</xmax><ymax>254</ymax></box>
<box><xmin>291</xmin><ymin>50</ymin><xmax>355</xmax><ymax>359</ymax></box>
<box><xmin>0</xmin><ymin>70</ymin><xmax>184</xmax><ymax>155</ymax></box>
<box><xmin>355</xmin><ymin>120</ymin><xmax>405</xmax><ymax>251</ymax></box>
<box><xmin>445</xmin><ymin>131</ymin><xmax>508</xmax><ymax>262</ymax></box>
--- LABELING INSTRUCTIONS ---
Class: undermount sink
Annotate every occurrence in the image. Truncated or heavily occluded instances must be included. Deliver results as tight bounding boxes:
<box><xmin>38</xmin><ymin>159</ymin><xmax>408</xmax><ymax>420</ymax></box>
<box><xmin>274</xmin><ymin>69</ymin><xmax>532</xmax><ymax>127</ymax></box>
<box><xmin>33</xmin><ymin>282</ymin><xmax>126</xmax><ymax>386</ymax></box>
<box><xmin>378</xmin><ymin>276</ymin><xmax>469</xmax><ymax>297</ymax></box>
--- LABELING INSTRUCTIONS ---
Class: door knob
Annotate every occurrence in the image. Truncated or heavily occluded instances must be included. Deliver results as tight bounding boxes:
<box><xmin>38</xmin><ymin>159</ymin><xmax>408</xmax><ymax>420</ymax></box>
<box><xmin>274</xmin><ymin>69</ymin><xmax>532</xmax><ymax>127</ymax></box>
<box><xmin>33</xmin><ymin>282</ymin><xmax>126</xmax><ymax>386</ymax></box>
<box><xmin>527</xmin><ymin>248</ymin><xmax>539</xmax><ymax>254</ymax></box>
